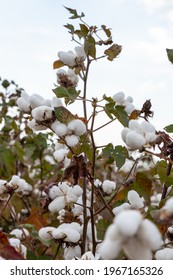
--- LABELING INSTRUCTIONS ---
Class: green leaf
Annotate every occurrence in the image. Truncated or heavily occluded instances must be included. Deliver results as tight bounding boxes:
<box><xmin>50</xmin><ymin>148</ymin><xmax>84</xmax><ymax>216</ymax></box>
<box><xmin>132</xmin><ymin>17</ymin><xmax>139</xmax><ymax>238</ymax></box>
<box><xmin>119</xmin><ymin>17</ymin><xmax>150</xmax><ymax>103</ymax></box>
<box><xmin>131</xmin><ymin>172</ymin><xmax>153</xmax><ymax>203</ymax></box>
<box><xmin>102</xmin><ymin>143</ymin><xmax>128</xmax><ymax>169</ymax></box>
<box><xmin>155</xmin><ymin>160</ymin><xmax>173</xmax><ymax>186</ymax></box>
<box><xmin>164</xmin><ymin>124</ymin><xmax>173</xmax><ymax>133</ymax></box>
<box><xmin>54</xmin><ymin>106</ymin><xmax>75</xmax><ymax>124</ymax></box>
<box><xmin>104</xmin><ymin>44</ymin><xmax>122</xmax><ymax>61</ymax></box>
<box><xmin>0</xmin><ymin>145</ymin><xmax>15</xmax><ymax>176</ymax></box>
<box><xmin>101</xmin><ymin>25</ymin><xmax>111</xmax><ymax>37</ymax></box>
<box><xmin>104</xmin><ymin>103</ymin><xmax>129</xmax><ymax>127</ymax></box>
<box><xmin>53</xmin><ymin>86</ymin><xmax>80</xmax><ymax>105</ymax></box>
<box><xmin>103</xmin><ymin>94</ymin><xmax>115</xmax><ymax>103</ymax></box>
<box><xmin>64</xmin><ymin>6</ymin><xmax>85</xmax><ymax>19</ymax></box>
<box><xmin>166</xmin><ymin>48</ymin><xmax>173</xmax><ymax>64</ymax></box>
<box><xmin>84</xmin><ymin>35</ymin><xmax>96</xmax><ymax>59</ymax></box>
<box><xmin>2</xmin><ymin>79</ymin><xmax>10</xmax><ymax>89</ymax></box>
<box><xmin>64</xmin><ymin>23</ymin><xmax>75</xmax><ymax>35</ymax></box>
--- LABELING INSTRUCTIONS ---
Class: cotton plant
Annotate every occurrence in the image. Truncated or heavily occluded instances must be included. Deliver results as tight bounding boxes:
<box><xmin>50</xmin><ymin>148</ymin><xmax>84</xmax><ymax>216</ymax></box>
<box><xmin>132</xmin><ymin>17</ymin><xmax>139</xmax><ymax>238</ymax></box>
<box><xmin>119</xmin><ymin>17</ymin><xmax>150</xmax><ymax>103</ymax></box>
<box><xmin>121</xmin><ymin>119</ymin><xmax>158</xmax><ymax>150</ymax></box>
<box><xmin>113</xmin><ymin>92</ymin><xmax>135</xmax><ymax>115</ymax></box>
<box><xmin>10</xmin><ymin>228</ymin><xmax>30</xmax><ymax>240</ymax></box>
<box><xmin>99</xmin><ymin>209</ymin><xmax>162</xmax><ymax>260</ymax></box>
<box><xmin>0</xmin><ymin>175</ymin><xmax>32</xmax><ymax>196</ymax></box>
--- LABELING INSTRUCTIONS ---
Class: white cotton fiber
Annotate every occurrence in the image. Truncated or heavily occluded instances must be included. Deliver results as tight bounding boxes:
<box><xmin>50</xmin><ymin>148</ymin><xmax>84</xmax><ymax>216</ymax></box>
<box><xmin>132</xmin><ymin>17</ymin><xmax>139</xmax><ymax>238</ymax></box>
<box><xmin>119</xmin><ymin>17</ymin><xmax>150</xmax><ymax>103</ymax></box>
<box><xmin>74</xmin><ymin>45</ymin><xmax>86</xmax><ymax>61</ymax></box>
<box><xmin>39</xmin><ymin>227</ymin><xmax>56</xmax><ymax>241</ymax></box>
<box><xmin>17</xmin><ymin>97</ymin><xmax>30</xmax><ymax>113</ymax></box>
<box><xmin>112</xmin><ymin>92</ymin><xmax>125</xmax><ymax>104</ymax></box>
<box><xmin>65</xmin><ymin>135</ymin><xmax>79</xmax><ymax>147</ymax></box>
<box><xmin>115</xmin><ymin>210</ymin><xmax>142</xmax><ymax>237</ymax></box>
<box><xmin>112</xmin><ymin>202</ymin><xmax>131</xmax><ymax>216</ymax></box>
<box><xmin>104</xmin><ymin>224</ymin><xmax>121</xmax><ymax>241</ymax></box>
<box><xmin>137</xmin><ymin>219</ymin><xmax>162</xmax><ymax>251</ymax></box>
<box><xmin>28</xmin><ymin>119</ymin><xmax>47</xmax><ymax>131</ymax></box>
<box><xmin>124</xmin><ymin>103</ymin><xmax>135</xmax><ymax>115</ymax></box>
<box><xmin>99</xmin><ymin>239</ymin><xmax>122</xmax><ymax>260</ymax></box>
<box><xmin>102</xmin><ymin>180</ymin><xmax>116</xmax><ymax>195</ymax></box>
<box><xmin>125</xmin><ymin>131</ymin><xmax>146</xmax><ymax>150</ymax></box>
<box><xmin>128</xmin><ymin>190</ymin><xmax>144</xmax><ymax>209</ymax></box>
<box><xmin>53</xmin><ymin>149</ymin><xmax>68</xmax><ymax>162</ymax></box>
<box><xmin>155</xmin><ymin>248</ymin><xmax>173</xmax><ymax>260</ymax></box>
<box><xmin>0</xmin><ymin>180</ymin><xmax>7</xmax><ymax>194</ymax></box>
<box><xmin>165</xmin><ymin>197</ymin><xmax>173</xmax><ymax>213</ymax></box>
<box><xmin>128</xmin><ymin>120</ymin><xmax>143</xmax><ymax>135</ymax></box>
<box><xmin>68</xmin><ymin>119</ymin><xmax>86</xmax><ymax>136</ymax></box>
<box><xmin>32</xmin><ymin>106</ymin><xmax>53</xmax><ymax>122</ymax></box>
<box><xmin>48</xmin><ymin>185</ymin><xmax>60</xmax><ymax>200</ymax></box>
<box><xmin>58</xmin><ymin>50</ymin><xmax>76</xmax><ymax>67</ymax></box>
<box><xmin>48</xmin><ymin>196</ymin><xmax>66</xmax><ymax>212</ymax></box>
<box><xmin>141</xmin><ymin>120</ymin><xmax>156</xmax><ymax>133</ymax></box>
<box><xmin>145</xmin><ymin>132</ymin><xmax>158</xmax><ymax>143</ymax></box>
<box><xmin>125</xmin><ymin>96</ymin><xmax>133</xmax><ymax>103</ymax></box>
<box><xmin>51</xmin><ymin>96</ymin><xmax>63</xmax><ymax>108</ymax></box>
<box><xmin>41</xmin><ymin>99</ymin><xmax>52</xmax><ymax>107</ymax></box>
<box><xmin>121</xmin><ymin>127</ymin><xmax>131</xmax><ymax>143</ymax></box>
<box><xmin>67</xmin><ymin>69</ymin><xmax>79</xmax><ymax>84</ymax></box>
<box><xmin>123</xmin><ymin>237</ymin><xmax>152</xmax><ymax>260</ymax></box>
<box><xmin>51</xmin><ymin>121</ymin><xmax>68</xmax><ymax>137</ymax></box>
<box><xmin>29</xmin><ymin>94</ymin><xmax>44</xmax><ymax>109</ymax></box>
<box><xmin>10</xmin><ymin>228</ymin><xmax>29</xmax><ymax>240</ymax></box>
<box><xmin>64</xmin><ymin>245</ymin><xmax>81</xmax><ymax>260</ymax></box>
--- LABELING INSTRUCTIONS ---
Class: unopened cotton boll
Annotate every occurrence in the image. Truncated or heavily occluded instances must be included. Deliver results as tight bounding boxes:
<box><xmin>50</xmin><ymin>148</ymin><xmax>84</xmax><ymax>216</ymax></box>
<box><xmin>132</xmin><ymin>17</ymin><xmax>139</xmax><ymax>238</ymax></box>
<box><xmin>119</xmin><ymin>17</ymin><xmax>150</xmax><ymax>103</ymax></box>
<box><xmin>17</xmin><ymin>97</ymin><xmax>30</xmax><ymax>113</ymax></box>
<box><xmin>65</xmin><ymin>135</ymin><xmax>79</xmax><ymax>147</ymax></box>
<box><xmin>123</xmin><ymin>237</ymin><xmax>152</xmax><ymax>260</ymax></box>
<box><xmin>68</xmin><ymin>119</ymin><xmax>86</xmax><ymax>136</ymax></box>
<box><xmin>51</xmin><ymin>121</ymin><xmax>68</xmax><ymax>137</ymax></box>
<box><xmin>155</xmin><ymin>248</ymin><xmax>173</xmax><ymax>260</ymax></box>
<box><xmin>58</xmin><ymin>50</ymin><xmax>76</xmax><ymax>67</ymax></box>
<box><xmin>112</xmin><ymin>92</ymin><xmax>125</xmax><ymax>104</ymax></box>
<box><xmin>39</xmin><ymin>227</ymin><xmax>56</xmax><ymax>241</ymax></box>
<box><xmin>29</xmin><ymin>94</ymin><xmax>44</xmax><ymax>109</ymax></box>
<box><xmin>128</xmin><ymin>190</ymin><xmax>144</xmax><ymax>209</ymax></box>
<box><xmin>28</xmin><ymin>119</ymin><xmax>47</xmax><ymax>131</ymax></box>
<box><xmin>32</xmin><ymin>106</ymin><xmax>53</xmax><ymax>122</ymax></box>
<box><xmin>102</xmin><ymin>180</ymin><xmax>116</xmax><ymax>195</ymax></box>
<box><xmin>137</xmin><ymin>219</ymin><xmax>162</xmax><ymax>251</ymax></box>
<box><xmin>125</xmin><ymin>131</ymin><xmax>146</xmax><ymax>150</ymax></box>
<box><xmin>115</xmin><ymin>210</ymin><xmax>142</xmax><ymax>237</ymax></box>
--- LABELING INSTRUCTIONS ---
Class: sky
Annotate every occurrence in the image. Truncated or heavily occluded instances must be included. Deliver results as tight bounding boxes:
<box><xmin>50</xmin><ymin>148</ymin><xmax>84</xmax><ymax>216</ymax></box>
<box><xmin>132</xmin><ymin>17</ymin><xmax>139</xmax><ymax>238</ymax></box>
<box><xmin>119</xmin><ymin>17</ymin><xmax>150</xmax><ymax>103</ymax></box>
<box><xmin>1</xmin><ymin>0</ymin><xmax>173</xmax><ymax>146</ymax></box>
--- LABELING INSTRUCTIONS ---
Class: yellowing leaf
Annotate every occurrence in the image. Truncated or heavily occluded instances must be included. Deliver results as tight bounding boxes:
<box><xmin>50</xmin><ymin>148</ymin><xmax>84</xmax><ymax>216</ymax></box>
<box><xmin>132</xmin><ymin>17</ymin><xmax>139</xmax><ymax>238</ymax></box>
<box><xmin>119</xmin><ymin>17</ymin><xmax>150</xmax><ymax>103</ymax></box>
<box><xmin>104</xmin><ymin>44</ymin><xmax>122</xmax><ymax>61</ymax></box>
<box><xmin>53</xmin><ymin>60</ymin><xmax>64</xmax><ymax>69</ymax></box>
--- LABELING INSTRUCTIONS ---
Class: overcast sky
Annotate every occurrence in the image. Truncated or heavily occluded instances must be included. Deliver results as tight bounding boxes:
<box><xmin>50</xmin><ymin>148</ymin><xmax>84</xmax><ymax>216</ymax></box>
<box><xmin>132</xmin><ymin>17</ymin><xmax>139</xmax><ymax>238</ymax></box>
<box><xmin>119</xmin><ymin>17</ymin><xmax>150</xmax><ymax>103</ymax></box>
<box><xmin>1</xmin><ymin>0</ymin><xmax>173</xmax><ymax>145</ymax></box>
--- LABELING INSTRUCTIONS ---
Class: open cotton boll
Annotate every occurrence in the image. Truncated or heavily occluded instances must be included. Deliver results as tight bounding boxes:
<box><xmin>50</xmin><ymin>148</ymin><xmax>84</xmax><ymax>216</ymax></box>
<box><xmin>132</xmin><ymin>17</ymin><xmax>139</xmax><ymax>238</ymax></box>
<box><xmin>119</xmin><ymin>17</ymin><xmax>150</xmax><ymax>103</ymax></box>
<box><xmin>141</xmin><ymin>120</ymin><xmax>156</xmax><ymax>133</ymax></box>
<box><xmin>32</xmin><ymin>106</ymin><xmax>53</xmax><ymax>122</ymax></box>
<box><xmin>48</xmin><ymin>185</ymin><xmax>61</xmax><ymax>200</ymax></box>
<box><xmin>51</xmin><ymin>121</ymin><xmax>68</xmax><ymax>137</ymax></box>
<box><xmin>67</xmin><ymin>69</ymin><xmax>79</xmax><ymax>84</ymax></box>
<box><xmin>128</xmin><ymin>120</ymin><xmax>143</xmax><ymax>134</ymax></box>
<box><xmin>94</xmin><ymin>179</ymin><xmax>102</xmax><ymax>188</ymax></box>
<box><xmin>29</xmin><ymin>94</ymin><xmax>44</xmax><ymax>109</ymax></box>
<box><xmin>68</xmin><ymin>119</ymin><xmax>86</xmax><ymax>136</ymax></box>
<box><xmin>125</xmin><ymin>96</ymin><xmax>133</xmax><ymax>103</ymax></box>
<box><xmin>112</xmin><ymin>202</ymin><xmax>131</xmax><ymax>216</ymax></box>
<box><xmin>115</xmin><ymin>210</ymin><xmax>142</xmax><ymax>237</ymax></box>
<box><xmin>10</xmin><ymin>228</ymin><xmax>29</xmax><ymax>240</ymax></box>
<box><xmin>21</xmin><ymin>90</ymin><xmax>30</xmax><ymax>101</ymax></box>
<box><xmin>65</xmin><ymin>135</ymin><xmax>79</xmax><ymax>147</ymax></box>
<box><xmin>48</xmin><ymin>196</ymin><xmax>66</xmax><ymax>213</ymax></box>
<box><xmin>52</xmin><ymin>224</ymin><xmax>81</xmax><ymax>243</ymax></box>
<box><xmin>53</xmin><ymin>149</ymin><xmax>69</xmax><ymax>163</ymax></box>
<box><xmin>164</xmin><ymin>197</ymin><xmax>173</xmax><ymax>213</ymax></box>
<box><xmin>51</xmin><ymin>96</ymin><xmax>63</xmax><ymax>108</ymax></box>
<box><xmin>123</xmin><ymin>237</ymin><xmax>152</xmax><ymax>260</ymax></box>
<box><xmin>41</xmin><ymin>99</ymin><xmax>52</xmax><ymax>107</ymax></box>
<box><xmin>125</xmin><ymin>131</ymin><xmax>146</xmax><ymax>150</ymax></box>
<box><xmin>9</xmin><ymin>238</ymin><xmax>27</xmax><ymax>258</ymax></box>
<box><xmin>58</xmin><ymin>50</ymin><xmax>76</xmax><ymax>67</ymax></box>
<box><xmin>121</xmin><ymin>127</ymin><xmax>131</xmax><ymax>143</ymax></box>
<box><xmin>39</xmin><ymin>227</ymin><xmax>56</xmax><ymax>241</ymax></box>
<box><xmin>28</xmin><ymin>119</ymin><xmax>47</xmax><ymax>131</ymax></box>
<box><xmin>104</xmin><ymin>223</ymin><xmax>122</xmax><ymax>242</ymax></box>
<box><xmin>155</xmin><ymin>248</ymin><xmax>173</xmax><ymax>260</ymax></box>
<box><xmin>124</xmin><ymin>103</ymin><xmax>135</xmax><ymax>115</ymax></box>
<box><xmin>102</xmin><ymin>180</ymin><xmax>116</xmax><ymax>195</ymax></box>
<box><xmin>17</xmin><ymin>97</ymin><xmax>30</xmax><ymax>113</ymax></box>
<box><xmin>112</xmin><ymin>92</ymin><xmax>125</xmax><ymax>104</ymax></box>
<box><xmin>0</xmin><ymin>180</ymin><xmax>7</xmax><ymax>194</ymax></box>
<box><xmin>64</xmin><ymin>245</ymin><xmax>81</xmax><ymax>260</ymax></box>
<box><xmin>137</xmin><ymin>219</ymin><xmax>162</xmax><ymax>251</ymax></box>
<box><xmin>99</xmin><ymin>239</ymin><xmax>122</xmax><ymax>260</ymax></box>
<box><xmin>75</xmin><ymin>45</ymin><xmax>86</xmax><ymax>61</ymax></box>
<box><xmin>145</xmin><ymin>132</ymin><xmax>158</xmax><ymax>144</ymax></box>
<box><xmin>128</xmin><ymin>190</ymin><xmax>144</xmax><ymax>209</ymax></box>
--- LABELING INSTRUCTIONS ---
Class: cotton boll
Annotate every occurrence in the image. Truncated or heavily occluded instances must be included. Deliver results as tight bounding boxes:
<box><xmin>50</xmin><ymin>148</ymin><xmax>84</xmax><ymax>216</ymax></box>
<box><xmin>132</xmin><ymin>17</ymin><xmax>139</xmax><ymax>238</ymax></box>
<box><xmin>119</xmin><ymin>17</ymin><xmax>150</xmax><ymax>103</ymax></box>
<box><xmin>123</xmin><ymin>237</ymin><xmax>152</xmax><ymax>260</ymax></box>
<box><xmin>128</xmin><ymin>190</ymin><xmax>144</xmax><ymax>209</ymax></box>
<box><xmin>53</xmin><ymin>149</ymin><xmax>69</xmax><ymax>162</ymax></box>
<box><xmin>104</xmin><ymin>224</ymin><xmax>122</xmax><ymax>242</ymax></box>
<box><xmin>94</xmin><ymin>179</ymin><xmax>102</xmax><ymax>188</ymax></box>
<box><xmin>32</xmin><ymin>106</ymin><xmax>53</xmax><ymax>122</ymax></box>
<box><xmin>115</xmin><ymin>210</ymin><xmax>142</xmax><ymax>237</ymax></box>
<box><xmin>75</xmin><ymin>45</ymin><xmax>86</xmax><ymax>61</ymax></box>
<box><xmin>102</xmin><ymin>180</ymin><xmax>116</xmax><ymax>195</ymax></box>
<box><xmin>124</xmin><ymin>103</ymin><xmax>135</xmax><ymax>115</ymax></box>
<box><xmin>51</xmin><ymin>121</ymin><xmax>68</xmax><ymax>137</ymax></box>
<box><xmin>57</xmin><ymin>69</ymin><xmax>67</xmax><ymax>83</ymax></box>
<box><xmin>64</xmin><ymin>245</ymin><xmax>81</xmax><ymax>260</ymax></box>
<box><xmin>48</xmin><ymin>185</ymin><xmax>60</xmax><ymax>200</ymax></box>
<box><xmin>155</xmin><ymin>248</ymin><xmax>173</xmax><ymax>260</ymax></box>
<box><xmin>28</xmin><ymin>119</ymin><xmax>47</xmax><ymax>131</ymax></box>
<box><xmin>72</xmin><ymin>185</ymin><xmax>83</xmax><ymax>197</ymax></box>
<box><xmin>125</xmin><ymin>96</ymin><xmax>133</xmax><ymax>103</ymax></box>
<box><xmin>125</xmin><ymin>131</ymin><xmax>146</xmax><ymax>150</ymax></box>
<box><xmin>67</xmin><ymin>69</ymin><xmax>79</xmax><ymax>85</ymax></box>
<box><xmin>141</xmin><ymin>120</ymin><xmax>156</xmax><ymax>133</ymax></box>
<box><xmin>48</xmin><ymin>196</ymin><xmax>66</xmax><ymax>212</ymax></box>
<box><xmin>99</xmin><ymin>239</ymin><xmax>122</xmax><ymax>259</ymax></box>
<box><xmin>113</xmin><ymin>203</ymin><xmax>131</xmax><ymax>216</ymax></box>
<box><xmin>39</xmin><ymin>227</ymin><xmax>56</xmax><ymax>241</ymax></box>
<box><xmin>112</xmin><ymin>92</ymin><xmax>125</xmax><ymax>104</ymax></box>
<box><xmin>0</xmin><ymin>180</ymin><xmax>7</xmax><ymax>194</ymax></box>
<box><xmin>65</xmin><ymin>135</ymin><xmax>79</xmax><ymax>147</ymax></box>
<box><xmin>17</xmin><ymin>97</ymin><xmax>30</xmax><ymax>113</ymax></box>
<box><xmin>68</xmin><ymin>119</ymin><xmax>86</xmax><ymax>136</ymax></box>
<box><xmin>65</xmin><ymin>229</ymin><xmax>81</xmax><ymax>243</ymax></box>
<box><xmin>9</xmin><ymin>238</ymin><xmax>27</xmax><ymax>258</ymax></box>
<box><xmin>29</xmin><ymin>94</ymin><xmax>44</xmax><ymax>109</ymax></box>
<box><xmin>21</xmin><ymin>90</ymin><xmax>30</xmax><ymax>101</ymax></box>
<box><xmin>121</xmin><ymin>127</ymin><xmax>131</xmax><ymax>143</ymax></box>
<box><xmin>51</xmin><ymin>96</ymin><xmax>63</xmax><ymax>108</ymax></box>
<box><xmin>58</xmin><ymin>50</ymin><xmax>76</xmax><ymax>67</ymax></box>
<box><xmin>41</xmin><ymin>99</ymin><xmax>52</xmax><ymax>107</ymax></box>
<box><xmin>164</xmin><ymin>197</ymin><xmax>173</xmax><ymax>213</ymax></box>
<box><xmin>128</xmin><ymin>120</ymin><xmax>143</xmax><ymax>134</ymax></box>
<box><xmin>10</xmin><ymin>228</ymin><xmax>29</xmax><ymax>240</ymax></box>
<box><xmin>145</xmin><ymin>132</ymin><xmax>158</xmax><ymax>144</ymax></box>
<box><xmin>137</xmin><ymin>219</ymin><xmax>162</xmax><ymax>251</ymax></box>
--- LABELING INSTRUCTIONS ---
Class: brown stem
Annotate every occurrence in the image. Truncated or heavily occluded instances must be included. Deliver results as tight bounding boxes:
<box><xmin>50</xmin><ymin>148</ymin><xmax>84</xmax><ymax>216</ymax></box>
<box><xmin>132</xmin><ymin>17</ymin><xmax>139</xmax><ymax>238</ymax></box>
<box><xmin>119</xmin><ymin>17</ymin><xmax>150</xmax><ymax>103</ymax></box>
<box><xmin>161</xmin><ymin>162</ymin><xmax>172</xmax><ymax>200</ymax></box>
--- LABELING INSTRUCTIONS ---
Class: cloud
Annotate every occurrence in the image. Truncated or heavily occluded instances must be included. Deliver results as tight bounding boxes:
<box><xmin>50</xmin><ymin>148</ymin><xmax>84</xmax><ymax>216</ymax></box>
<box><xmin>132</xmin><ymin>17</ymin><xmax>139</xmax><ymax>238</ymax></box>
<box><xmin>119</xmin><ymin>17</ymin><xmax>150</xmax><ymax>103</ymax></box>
<box><xmin>141</xmin><ymin>0</ymin><xmax>173</xmax><ymax>12</ymax></box>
